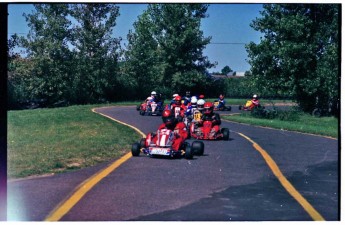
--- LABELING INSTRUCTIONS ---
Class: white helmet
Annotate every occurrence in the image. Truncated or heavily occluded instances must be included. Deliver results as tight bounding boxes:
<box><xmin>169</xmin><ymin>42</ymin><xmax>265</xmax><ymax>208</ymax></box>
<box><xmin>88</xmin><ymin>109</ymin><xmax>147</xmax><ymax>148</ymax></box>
<box><xmin>151</xmin><ymin>91</ymin><xmax>157</xmax><ymax>95</ymax></box>
<box><xmin>191</xmin><ymin>96</ymin><xmax>198</xmax><ymax>105</ymax></box>
<box><xmin>253</xmin><ymin>94</ymin><xmax>258</xmax><ymax>99</ymax></box>
<box><xmin>172</xmin><ymin>94</ymin><xmax>179</xmax><ymax>99</ymax></box>
<box><xmin>197</xmin><ymin>99</ymin><xmax>205</xmax><ymax>110</ymax></box>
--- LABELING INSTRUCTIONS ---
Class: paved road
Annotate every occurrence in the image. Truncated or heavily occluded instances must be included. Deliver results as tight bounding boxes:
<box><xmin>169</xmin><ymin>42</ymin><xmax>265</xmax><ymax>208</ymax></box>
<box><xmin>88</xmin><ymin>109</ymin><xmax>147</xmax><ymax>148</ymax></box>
<box><xmin>7</xmin><ymin>105</ymin><xmax>339</xmax><ymax>221</ymax></box>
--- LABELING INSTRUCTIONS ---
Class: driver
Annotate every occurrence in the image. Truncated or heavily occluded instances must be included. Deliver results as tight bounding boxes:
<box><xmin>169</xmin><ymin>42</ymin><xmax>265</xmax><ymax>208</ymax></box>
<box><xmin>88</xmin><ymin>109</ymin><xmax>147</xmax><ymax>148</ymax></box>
<box><xmin>216</xmin><ymin>94</ymin><xmax>226</xmax><ymax>110</ymax></box>
<box><xmin>251</xmin><ymin>94</ymin><xmax>260</xmax><ymax>108</ymax></box>
<box><xmin>153</xmin><ymin>109</ymin><xmax>188</xmax><ymax>151</ymax></box>
<box><xmin>199</xmin><ymin>102</ymin><xmax>221</xmax><ymax>135</ymax></box>
<box><xmin>170</xmin><ymin>95</ymin><xmax>187</xmax><ymax>121</ymax></box>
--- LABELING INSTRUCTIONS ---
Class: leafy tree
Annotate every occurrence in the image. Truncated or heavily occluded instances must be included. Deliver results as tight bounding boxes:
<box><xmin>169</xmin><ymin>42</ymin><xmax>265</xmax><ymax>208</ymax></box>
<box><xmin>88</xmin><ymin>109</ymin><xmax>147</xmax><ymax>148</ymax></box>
<box><xmin>124</xmin><ymin>3</ymin><xmax>215</xmax><ymax>98</ymax></box>
<box><xmin>221</xmin><ymin>65</ymin><xmax>232</xmax><ymax>75</ymax></box>
<box><xmin>70</xmin><ymin>4</ymin><xmax>121</xmax><ymax>103</ymax></box>
<box><xmin>20</xmin><ymin>4</ymin><xmax>73</xmax><ymax>104</ymax></box>
<box><xmin>123</xmin><ymin>11</ymin><xmax>163</xmax><ymax>99</ymax></box>
<box><xmin>246</xmin><ymin>4</ymin><xmax>340</xmax><ymax>114</ymax></box>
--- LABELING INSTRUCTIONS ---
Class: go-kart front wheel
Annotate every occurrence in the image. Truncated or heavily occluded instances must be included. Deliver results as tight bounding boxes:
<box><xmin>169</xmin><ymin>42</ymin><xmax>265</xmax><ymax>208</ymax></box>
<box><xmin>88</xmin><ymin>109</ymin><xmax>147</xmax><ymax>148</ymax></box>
<box><xmin>192</xmin><ymin>141</ymin><xmax>204</xmax><ymax>156</ymax></box>
<box><xmin>221</xmin><ymin>128</ymin><xmax>230</xmax><ymax>140</ymax></box>
<box><xmin>131</xmin><ymin>143</ymin><xmax>141</xmax><ymax>156</ymax></box>
<box><xmin>184</xmin><ymin>145</ymin><xmax>194</xmax><ymax>160</ymax></box>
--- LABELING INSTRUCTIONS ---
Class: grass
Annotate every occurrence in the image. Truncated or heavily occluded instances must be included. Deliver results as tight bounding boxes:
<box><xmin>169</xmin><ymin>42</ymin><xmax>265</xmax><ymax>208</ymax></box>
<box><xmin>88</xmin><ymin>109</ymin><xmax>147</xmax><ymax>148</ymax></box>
<box><xmin>7</xmin><ymin>104</ymin><xmax>141</xmax><ymax>179</ymax></box>
<box><xmin>222</xmin><ymin>112</ymin><xmax>338</xmax><ymax>138</ymax></box>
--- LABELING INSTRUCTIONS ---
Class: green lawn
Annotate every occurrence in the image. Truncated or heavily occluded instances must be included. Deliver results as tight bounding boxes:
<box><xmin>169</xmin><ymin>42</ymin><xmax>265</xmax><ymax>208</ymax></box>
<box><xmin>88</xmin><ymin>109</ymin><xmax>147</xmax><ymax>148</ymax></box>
<box><xmin>7</xmin><ymin>104</ymin><xmax>141</xmax><ymax>178</ymax></box>
<box><xmin>223</xmin><ymin>112</ymin><xmax>338</xmax><ymax>138</ymax></box>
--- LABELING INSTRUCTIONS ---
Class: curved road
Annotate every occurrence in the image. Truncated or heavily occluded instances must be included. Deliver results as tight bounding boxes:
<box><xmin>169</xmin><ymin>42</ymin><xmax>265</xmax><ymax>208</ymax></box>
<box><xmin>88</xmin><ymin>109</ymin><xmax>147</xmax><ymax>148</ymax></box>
<box><xmin>7</xmin><ymin>105</ymin><xmax>339</xmax><ymax>221</ymax></box>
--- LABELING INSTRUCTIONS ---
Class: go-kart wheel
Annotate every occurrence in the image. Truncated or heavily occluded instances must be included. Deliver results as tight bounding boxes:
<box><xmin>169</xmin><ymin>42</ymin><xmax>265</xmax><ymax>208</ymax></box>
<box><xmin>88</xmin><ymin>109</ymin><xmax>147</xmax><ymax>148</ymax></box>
<box><xmin>192</xmin><ymin>141</ymin><xmax>204</xmax><ymax>156</ymax></box>
<box><xmin>139</xmin><ymin>110</ymin><xmax>145</xmax><ymax>116</ymax></box>
<box><xmin>139</xmin><ymin>138</ymin><xmax>146</xmax><ymax>148</ymax></box>
<box><xmin>221</xmin><ymin>128</ymin><xmax>230</xmax><ymax>140</ymax></box>
<box><xmin>184</xmin><ymin>145</ymin><xmax>194</xmax><ymax>159</ymax></box>
<box><xmin>312</xmin><ymin>108</ymin><xmax>322</xmax><ymax>117</ymax></box>
<box><xmin>238</xmin><ymin>105</ymin><xmax>242</xmax><ymax>110</ymax></box>
<box><xmin>131</xmin><ymin>143</ymin><xmax>141</xmax><ymax>156</ymax></box>
<box><xmin>227</xmin><ymin>106</ymin><xmax>232</xmax><ymax>111</ymax></box>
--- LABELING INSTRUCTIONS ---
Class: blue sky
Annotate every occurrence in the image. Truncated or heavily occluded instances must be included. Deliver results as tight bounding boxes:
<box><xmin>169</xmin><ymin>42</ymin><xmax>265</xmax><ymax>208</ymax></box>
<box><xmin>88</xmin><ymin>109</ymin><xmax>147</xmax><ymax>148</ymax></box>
<box><xmin>8</xmin><ymin>3</ymin><xmax>263</xmax><ymax>73</ymax></box>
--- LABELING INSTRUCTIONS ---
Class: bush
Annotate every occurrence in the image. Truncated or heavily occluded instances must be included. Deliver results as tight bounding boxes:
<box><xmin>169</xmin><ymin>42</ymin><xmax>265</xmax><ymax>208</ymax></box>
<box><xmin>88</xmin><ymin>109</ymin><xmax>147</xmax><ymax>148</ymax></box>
<box><xmin>250</xmin><ymin>107</ymin><xmax>301</xmax><ymax>121</ymax></box>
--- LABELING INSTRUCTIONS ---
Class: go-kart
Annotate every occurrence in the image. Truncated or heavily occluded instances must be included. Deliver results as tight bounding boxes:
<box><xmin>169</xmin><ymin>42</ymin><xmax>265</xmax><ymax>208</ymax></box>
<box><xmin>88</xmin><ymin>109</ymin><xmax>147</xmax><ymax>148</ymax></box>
<box><xmin>183</xmin><ymin>108</ymin><xmax>203</xmax><ymax>138</ymax></box>
<box><xmin>213</xmin><ymin>100</ymin><xmax>231</xmax><ymax>111</ymax></box>
<box><xmin>238</xmin><ymin>100</ymin><xmax>264</xmax><ymax>111</ymax></box>
<box><xmin>132</xmin><ymin>128</ymin><xmax>204</xmax><ymax>159</ymax></box>
<box><xmin>190</xmin><ymin>120</ymin><xmax>230</xmax><ymax>140</ymax></box>
<box><xmin>139</xmin><ymin>101</ymin><xmax>163</xmax><ymax>116</ymax></box>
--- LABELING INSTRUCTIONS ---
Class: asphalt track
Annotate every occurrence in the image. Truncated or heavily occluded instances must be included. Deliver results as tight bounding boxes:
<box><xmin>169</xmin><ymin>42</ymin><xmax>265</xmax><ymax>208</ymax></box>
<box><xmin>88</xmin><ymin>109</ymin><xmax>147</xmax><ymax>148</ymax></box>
<box><xmin>7</xmin><ymin>105</ymin><xmax>339</xmax><ymax>221</ymax></box>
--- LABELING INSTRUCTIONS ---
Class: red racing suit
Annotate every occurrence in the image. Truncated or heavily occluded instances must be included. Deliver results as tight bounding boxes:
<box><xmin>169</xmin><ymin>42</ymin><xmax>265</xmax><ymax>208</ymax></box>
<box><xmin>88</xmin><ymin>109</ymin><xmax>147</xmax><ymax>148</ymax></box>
<box><xmin>170</xmin><ymin>103</ymin><xmax>187</xmax><ymax>121</ymax></box>
<box><xmin>251</xmin><ymin>99</ymin><xmax>260</xmax><ymax>107</ymax></box>
<box><xmin>199</xmin><ymin>112</ymin><xmax>221</xmax><ymax>133</ymax></box>
<box><xmin>153</xmin><ymin>121</ymin><xmax>188</xmax><ymax>151</ymax></box>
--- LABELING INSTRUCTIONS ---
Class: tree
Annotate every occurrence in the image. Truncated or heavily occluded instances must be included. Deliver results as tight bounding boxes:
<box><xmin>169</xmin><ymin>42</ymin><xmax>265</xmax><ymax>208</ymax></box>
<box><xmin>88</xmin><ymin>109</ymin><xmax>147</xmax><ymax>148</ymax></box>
<box><xmin>20</xmin><ymin>4</ymin><xmax>73</xmax><ymax>104</ymax></box>
<box><xmin>246</xmin><ymin>4</ymin><xmax>340</xmax><ymax>114</ymax></box>
<box><xmin>124</xmin><ymin>3</ymin><xmax>215</xmax><ymax>98</ymax></box>
<box><xmin>221</xmin><ymin>65</ymin><xmax>232</xmax><ymax>75</ymax></box>
<box><xmin>70</xmin><ymin>4</ymin><xmax>121</xmax><ymax>103</ymax></box>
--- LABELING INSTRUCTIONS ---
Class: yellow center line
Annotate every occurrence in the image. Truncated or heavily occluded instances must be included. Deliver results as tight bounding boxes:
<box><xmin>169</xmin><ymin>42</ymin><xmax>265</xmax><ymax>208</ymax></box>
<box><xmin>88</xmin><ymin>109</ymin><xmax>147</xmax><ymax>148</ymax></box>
<box><xmin>45</xmin><ymin>108</ymin><xmax>145</xmax><ymax>221</ymax></box>
<box><xmin>236</xmin><ymin>132</ymin><xmax>325</xmax><ymax>221</ymax></box>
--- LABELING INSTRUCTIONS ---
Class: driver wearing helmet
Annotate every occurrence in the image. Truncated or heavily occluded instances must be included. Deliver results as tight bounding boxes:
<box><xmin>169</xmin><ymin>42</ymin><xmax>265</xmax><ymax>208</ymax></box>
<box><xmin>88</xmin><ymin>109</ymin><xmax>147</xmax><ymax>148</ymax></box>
<box><xmin>217</xmin><ymin>94</ymin><xmax>226</xmax><ymax>109</ymax></box>
<box><xmin>150</xmin><ymin>91</ymin><xmax>157</xmax><ymax>101</ymax></box>
<box><xmin>251</xmin><ymin>94</ymin><xmax>260</xmax><ymax>107</ymax></box>
<box><xmin>199</xmin><ymin>102</ymin><xmax>221</xmax><ymax>134</ymax></box>
<box><xmin>196</xmin><ymin>99</ymin><xmax>205</xmax><ymax>113</ymax></box>
<box><xmin>183</xmin><ymin>91</ymin><xmax>191</xmax><ymax>106</ymax></box>
<box><xmin>186</xmin><ymin>96</ymin><xmax>198</xmax><ymax>117</ymax></box>
<box><xmin>170</xmin><ymin>95</ymin><xmax>187</xmax><ymax>121</ymax></box>
<box><xmin>153</xmin><ymin>109</ymin><xmax>188</xmax><ymax>151</ymax></box>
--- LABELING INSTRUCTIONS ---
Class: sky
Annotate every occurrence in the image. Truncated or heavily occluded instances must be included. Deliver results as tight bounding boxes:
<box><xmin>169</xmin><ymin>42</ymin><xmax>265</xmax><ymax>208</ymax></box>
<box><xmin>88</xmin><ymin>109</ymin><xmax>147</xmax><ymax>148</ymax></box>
<box><xmin>7</xmin><ymin>3</ymin><xmax>263</xmax><ymax>73</ymax></box>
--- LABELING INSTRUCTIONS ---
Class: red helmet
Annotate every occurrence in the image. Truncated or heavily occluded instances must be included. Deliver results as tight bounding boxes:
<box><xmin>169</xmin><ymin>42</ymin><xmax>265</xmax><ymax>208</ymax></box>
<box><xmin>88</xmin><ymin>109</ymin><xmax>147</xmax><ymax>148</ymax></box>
<box><xmin>204</xmin><ymin>102</ymin><xmax>214</xmax><ymax>115</ymax></box>
<box><xmin>162</xmin><ymin>109</ymin><xmax>175</xmax><ymax>127</ymax></box>
<box><xmin>174</xmin><ymin>96</ymin><xmax>182</xmax><ymax>105</ymax></box>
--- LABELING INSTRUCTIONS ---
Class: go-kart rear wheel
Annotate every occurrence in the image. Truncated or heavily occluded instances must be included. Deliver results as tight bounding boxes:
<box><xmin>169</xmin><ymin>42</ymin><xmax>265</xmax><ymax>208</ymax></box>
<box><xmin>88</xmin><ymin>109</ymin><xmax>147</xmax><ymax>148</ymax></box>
<box><xmin>139</xmin><ymin>138</ymin><xmax>146</xmax><ymax>148</ymax></box>
<box><xmin>221</xmin><ymin>128</ymin><xmax>230</xmax><ymax>140</ymax></box>
<box><xmin>131</xmin><ymin>143</ymin><xmax>141</xmax><ymax>156</ymax></box>
<box><xmin>192</xmin><ymin>141</ymin><xmax>204</xmax><ymax>156</ymax></box>
<box><xmin>238</xmin><ymin>105</ymin><xmax>242</xmax><ymax>110</ymax></box>
<box><xmin>139</xmin><ymin>110</ymin><xmax>145</xmax><ymax>116</ymax></box>
<box><xmin>184</xmin><ymin>145</ymin><xmax>194</xmax><ymax>160</ymax></box>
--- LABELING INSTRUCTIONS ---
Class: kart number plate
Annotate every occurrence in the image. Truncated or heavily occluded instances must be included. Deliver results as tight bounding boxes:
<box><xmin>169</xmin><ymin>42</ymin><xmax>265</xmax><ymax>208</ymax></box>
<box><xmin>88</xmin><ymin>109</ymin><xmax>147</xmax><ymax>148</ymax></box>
<box><xmin>149</xmin><ymin>147</ymin><xmax>170</xmax><ymax>155</ymax></box>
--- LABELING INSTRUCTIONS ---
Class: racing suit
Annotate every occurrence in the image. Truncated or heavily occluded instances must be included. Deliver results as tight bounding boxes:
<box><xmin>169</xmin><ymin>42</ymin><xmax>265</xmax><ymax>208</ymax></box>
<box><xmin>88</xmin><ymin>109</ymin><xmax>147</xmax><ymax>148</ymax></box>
<box><xmin>199</xmin><ymin>112</ymin><xmax>221</xmax><ymax>134</ymax></box>
<box><xmin>170</xmin><ymin>103</ymin><xmax>187</xmax><ymax>121</ymax></box>
<box><xmin>251</xmin><ymin>99</ymin><xmax>260</xmax><ymax>109</ymax></box>
<box><xmin>217</xmin><ymin>98</ymin><xmax>226</xmax><ymax>109</ymax></box>
<box><xmin>154</xmin><ymin>121</ymin><xmax>188</xmax><ymax>151</ymax></box>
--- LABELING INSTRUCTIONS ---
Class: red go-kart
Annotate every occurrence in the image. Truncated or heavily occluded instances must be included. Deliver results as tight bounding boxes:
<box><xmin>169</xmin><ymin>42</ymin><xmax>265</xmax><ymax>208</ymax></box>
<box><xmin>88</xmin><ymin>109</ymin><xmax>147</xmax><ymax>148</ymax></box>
<box><xmin>139</xmin><ymin>101</ymin><xmax>163</xmax><ymax>116</ymax></box>
<box><xmin>190</xmin><ymin>120</ymin><xmax>230</xmax><ymax>140</ymax></box>
<box><xmin>131</xmin><ymin>128</ymin><xmax>204</xmax><ymax>159</ymax></box>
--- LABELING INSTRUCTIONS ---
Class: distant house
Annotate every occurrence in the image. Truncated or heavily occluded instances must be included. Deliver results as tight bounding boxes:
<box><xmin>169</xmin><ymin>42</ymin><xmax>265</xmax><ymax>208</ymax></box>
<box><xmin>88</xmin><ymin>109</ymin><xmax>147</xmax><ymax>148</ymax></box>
<box><xmin>211</xmin><ymin>71</ymin><xmax>246</xmax><ymax>79</ymax></box>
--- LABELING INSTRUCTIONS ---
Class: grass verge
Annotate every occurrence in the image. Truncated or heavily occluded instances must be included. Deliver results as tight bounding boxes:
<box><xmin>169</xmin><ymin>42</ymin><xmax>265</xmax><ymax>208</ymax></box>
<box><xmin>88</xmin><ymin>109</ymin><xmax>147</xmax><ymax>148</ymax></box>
<box><xmin>7</xmin><ymin>104</ymin><xmax>141</xmax><ymax>179</ymax></box>
<box><xmin>222</xmin><ymin>112</ymin><xmax>338</xmax><ymax>139</ymax></box>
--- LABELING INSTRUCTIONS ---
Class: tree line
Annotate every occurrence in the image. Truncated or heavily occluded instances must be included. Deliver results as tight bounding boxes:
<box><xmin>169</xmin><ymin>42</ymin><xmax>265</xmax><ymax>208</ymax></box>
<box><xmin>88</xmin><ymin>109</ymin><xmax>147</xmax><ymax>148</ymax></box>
<box><xmin>7</xmin><ymin>3</ymin><xmax>340</xmax><ymax>116</ymax></box>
